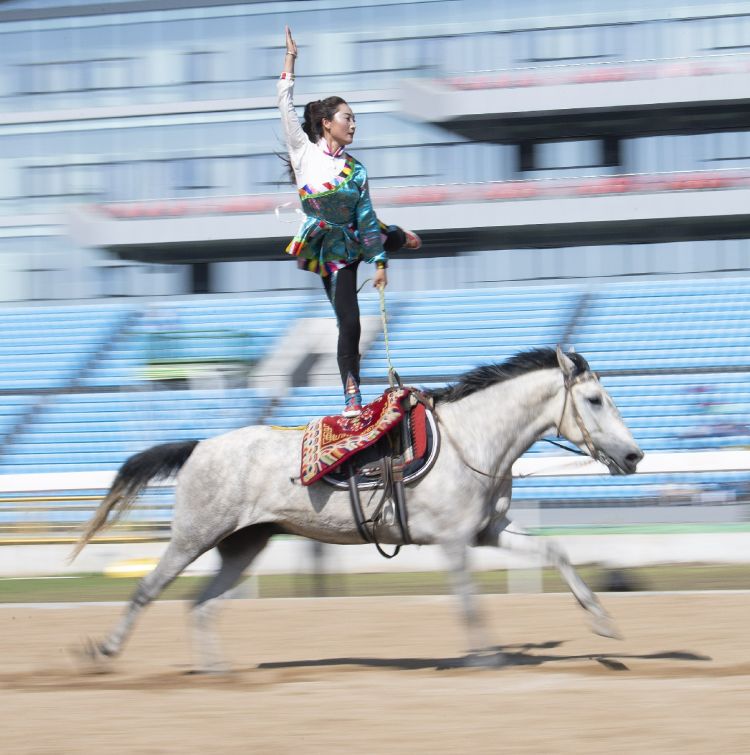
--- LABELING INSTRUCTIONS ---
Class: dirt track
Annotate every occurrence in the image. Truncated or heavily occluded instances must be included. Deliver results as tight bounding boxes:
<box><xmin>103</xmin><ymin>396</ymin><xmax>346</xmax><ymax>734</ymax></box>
<box><xmin>0</xmin><ymin>593</ymin><xmax>748</xmax><ymax>753</ymax></box>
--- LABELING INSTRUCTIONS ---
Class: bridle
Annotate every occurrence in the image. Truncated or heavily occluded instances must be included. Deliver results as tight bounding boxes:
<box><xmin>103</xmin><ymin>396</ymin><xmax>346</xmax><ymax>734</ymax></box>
<box><xmin>555</xmin><ymin>370</ymin><xmax>632</xmax><ymax>475</ymax></box>
<box><xmin>555</xmin><ymin>370</ymin><xmax>599</xmax><ymax>459</ymax></box>
<box><xmin>436</xmin><ymin>367</ymin><xmax>614</xmax><ymax>481</ymax></box>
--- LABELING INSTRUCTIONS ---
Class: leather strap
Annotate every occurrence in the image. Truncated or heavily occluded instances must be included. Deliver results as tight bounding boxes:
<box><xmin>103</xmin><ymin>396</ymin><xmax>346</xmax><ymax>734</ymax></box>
<box><xmin>346</xmin><ymin>459</ymin><xmax>402</xmax><ymax>559</ymax></box>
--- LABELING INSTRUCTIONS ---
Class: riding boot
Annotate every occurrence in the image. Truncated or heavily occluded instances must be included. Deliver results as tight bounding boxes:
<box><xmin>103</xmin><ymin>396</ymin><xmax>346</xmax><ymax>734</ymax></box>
<box><xmin>338</xmin><ymin>354</ymin><xmax>362</xmax><ymax>417</ymax></box>
<box><xmin>342</xmin><ymin>372</ymin><xmax>363</xmax><ymax>418</ymax></box>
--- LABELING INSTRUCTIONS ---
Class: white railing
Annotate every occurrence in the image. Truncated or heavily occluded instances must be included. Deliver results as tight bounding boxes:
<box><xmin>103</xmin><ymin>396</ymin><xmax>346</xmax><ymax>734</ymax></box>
<box><xmin>1</xmin><ymin>449</ymin><xmax>749</xmax><ymax>575</ymax></box>
<box><xmin>1</xmin><ymin>449</ymin><xmax>749</xmax><ymax>493</ymax></box>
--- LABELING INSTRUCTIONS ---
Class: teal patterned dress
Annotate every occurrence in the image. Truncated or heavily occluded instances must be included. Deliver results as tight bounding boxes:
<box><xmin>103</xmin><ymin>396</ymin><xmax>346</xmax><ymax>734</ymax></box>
<box><xmin>285</xmin><ymin>155</ymin><xmax>387</xmax><ymax>277</ymax></box>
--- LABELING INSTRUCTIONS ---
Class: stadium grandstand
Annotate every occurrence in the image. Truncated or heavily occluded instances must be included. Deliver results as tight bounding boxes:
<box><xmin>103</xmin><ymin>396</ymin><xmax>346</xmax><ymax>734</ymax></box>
<box><xmin>0</xmin><ymin>0</ymin><xmax>749</xmax><ymax>549</ymax></box>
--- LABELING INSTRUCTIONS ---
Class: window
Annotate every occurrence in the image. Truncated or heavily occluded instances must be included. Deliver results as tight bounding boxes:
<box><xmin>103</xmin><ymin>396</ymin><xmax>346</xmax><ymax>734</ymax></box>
<box><xmin>18</xmin><ymin>63</ymin><xmax>48</xmax><ymax>94</ymax></box>
<box><xmin>708</xmin><ymin>14</ymin><xmax>750</xmax><ymax>52</ymax></box>
<box><xmin>23</xmin><ymin>267</ymin><xmax>63</xmax><ymax>301</ymax></box>
<box><xmin>524</xmin><ymin>25</ymin><xmax>618</xmax><ymax>65</ymax></box>
<box><xmin>249</xmin><ymin>153</ymin><xmax>289</xmax><ymax>190</ymax></box>
<box><xmin>68</xmin><ymin>164</ymin><xmax>104</xmax><ymax>196</ymax></box>
<box><xmin>90</xmin><ymin>58</ymin><xmax>131</xmax><ymax>90</ymax></box>
<box><xmin>251</xmin><ymin>45</ymin><xmax>284</xmax><ymax>81</ymax></box>
<box><xmin>536</xmin><ymin>140</ymin><xmax>603</xmax><ymax>170</ymax></box>
<box><xmin>24</xmin><ymin>164</ymin><xmax>103</xmax><ymax>198</ymax></box>
<box><xmin>17</xmin><ymin>58</ymin><xmax>133</xmax><ymax>94</ymax></box>
<box><xmin>360</xmin><ymin>145</ymin><xmax>434</xmax><ymax>184</ymax></box>
<box><xmin>184</xmin><ymin>51</ymin><xmax>220</xmax><ymax>84</ymax></box>
<box><xmin>173</xmin><ymin>158</ymin><xmax>215</xmax><ymax>191</ymax></box>
<box><xmin>356</xmin><ymin>38</ymin><xmax>423</xmax><ymax>74</ymax></box>
<box><xmin>97</xmin><ymin>265</ymin><xmax>133</xmax><ymax>298</ymax></box>
<box><xmin>522</xmin><ymin>138</ymin><xmax>620</xmax><ymax>176</ymax></box>
<box><xmin>705</xmin><ymin>131</ymin><xmax>750</xmax><ymax>167</ymax></box>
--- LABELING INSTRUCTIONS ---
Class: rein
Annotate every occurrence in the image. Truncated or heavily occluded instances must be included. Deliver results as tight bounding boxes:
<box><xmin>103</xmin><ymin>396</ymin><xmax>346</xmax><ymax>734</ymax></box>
<box><xmin>356</xmin><ymin>281</ymin><xmax>399</xmax><ymax>388</ymax></box>
<box><xmin>541</xmin><ymin>438</ymin><xmax>588</xmax><ymax>456</ymax></box>
<box><xmin>378</xmin><ymin>283</ymin><xmax>400</xmax><ymax>389</ymax></box>
<box><xmin>432</xmin><ymin>415</ymin><xmax>504</xmax><ymax>480</ymax></box>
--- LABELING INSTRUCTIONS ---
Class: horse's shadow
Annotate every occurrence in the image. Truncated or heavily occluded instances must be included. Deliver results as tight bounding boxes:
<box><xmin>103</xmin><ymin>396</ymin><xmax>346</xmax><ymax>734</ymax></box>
<box><xmin>257</xmin><ymin>640</ymin><xmax>712</xmax><ymax>673</ymax></box>
<box><xmin>0</xmin><ymin>641</ymin><xmax>716</xmax><ymax>692</ymax></box>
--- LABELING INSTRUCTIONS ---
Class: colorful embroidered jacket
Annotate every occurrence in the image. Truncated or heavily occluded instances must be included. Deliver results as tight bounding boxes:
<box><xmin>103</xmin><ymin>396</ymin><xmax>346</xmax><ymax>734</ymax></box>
<box><xmin>277</xmin><ymin>73</ymin><xmax>387</xmax><ymax>277</ymax></box>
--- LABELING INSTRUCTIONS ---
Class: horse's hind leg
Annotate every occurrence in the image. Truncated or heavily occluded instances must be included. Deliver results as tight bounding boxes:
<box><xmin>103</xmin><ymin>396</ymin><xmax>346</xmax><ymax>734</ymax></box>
<box><xmin>190</xmin><ymin>524</ymin><xmax>276</xmax><ymax>672</ymax></box>
<box><xmin>477</xmin><ymin>516</ymin><xmax>621</xmax><ymax>639</ymax></box>
<box><xmin>88</xmin><ymin>537</ymin><xmax>207</xmax><ymax>663</ymax></box>
<box><xmin>441</xmin><ymin>538</ymin><xmax>503</xmax><ymax>667</ymax></box>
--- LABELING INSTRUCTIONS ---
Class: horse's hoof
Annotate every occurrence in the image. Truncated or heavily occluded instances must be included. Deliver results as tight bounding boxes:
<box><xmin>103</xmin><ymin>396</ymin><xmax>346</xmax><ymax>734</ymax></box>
<box><xmin>464</xmin><ymin>651</ymin><xmax>507</xmax><ymax>669</ymax></box>
<box><xmin>71</xmin><ymin>638</ymin><xmax>114</xmax><ymax>674</ymax></box>
<box><xmin>590</xmin><ymin>614</ymin><xmax>623</xmax><ymax>641</ymax></box>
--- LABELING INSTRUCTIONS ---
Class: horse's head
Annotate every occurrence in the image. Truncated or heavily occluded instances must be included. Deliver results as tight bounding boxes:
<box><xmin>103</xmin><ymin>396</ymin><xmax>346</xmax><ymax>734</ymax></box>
<box><xmin>555</xmin><ymin>346</ymin><xmax>643</xmax><ymax>475</ymax></box>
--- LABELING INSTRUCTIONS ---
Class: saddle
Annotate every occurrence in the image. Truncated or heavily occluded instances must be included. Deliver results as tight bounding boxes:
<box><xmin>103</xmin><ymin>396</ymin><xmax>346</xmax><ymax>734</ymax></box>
<box><xmin>299</xmin><ymin>387</ymin><xmax>440</xmax><ymax>555</ymax></box>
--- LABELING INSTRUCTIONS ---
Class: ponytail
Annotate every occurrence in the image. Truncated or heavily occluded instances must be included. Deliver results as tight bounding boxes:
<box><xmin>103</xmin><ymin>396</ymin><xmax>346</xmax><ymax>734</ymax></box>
<box><xmin>302</xmin><ymin>100</ymin><xmax>323</xmax><ymax>142</ymax></box>
<box><xmin>302</xmin><ymin>96</ymin><xmax>347</xmax><ymax>143</ymax></box>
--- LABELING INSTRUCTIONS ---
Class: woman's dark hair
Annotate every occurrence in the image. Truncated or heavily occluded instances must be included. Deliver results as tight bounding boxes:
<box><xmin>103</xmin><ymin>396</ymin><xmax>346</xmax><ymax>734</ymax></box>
<box><xmin>302</xmin><ymin>96</ymin><xmax>347</xmax><ymax>142</ymax></box>
<box><xmin>280</xmin><ymin>96</ymin><xmax>348</xmax><ymax>183</ymax></box>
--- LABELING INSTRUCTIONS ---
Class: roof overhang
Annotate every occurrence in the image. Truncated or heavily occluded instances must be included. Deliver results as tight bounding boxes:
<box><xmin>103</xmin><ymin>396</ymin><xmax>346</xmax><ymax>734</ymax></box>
<box><xmin>67</xmin><ymin>173</ymin><xmax>750</xmax><ymax>263</ymax></box>
<box><xmin>401</xmin><ymin>57</ymin><xmax>750</xmax><ymax>141</ymax></box>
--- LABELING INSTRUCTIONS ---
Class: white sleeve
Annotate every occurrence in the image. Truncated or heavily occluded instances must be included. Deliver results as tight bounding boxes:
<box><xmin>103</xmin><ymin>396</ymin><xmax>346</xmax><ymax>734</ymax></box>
<box><xmin>276</xmin><ymin>75</ymin><xmax>309</xmax><ymax>160</ymax></box>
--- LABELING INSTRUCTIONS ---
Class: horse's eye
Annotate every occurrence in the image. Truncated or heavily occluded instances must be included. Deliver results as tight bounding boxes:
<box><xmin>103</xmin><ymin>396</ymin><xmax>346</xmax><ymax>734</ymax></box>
<box><xmin>587</xmin><ymin>396</ymin><xmax>603</xmax><ymax>406</ymax></box>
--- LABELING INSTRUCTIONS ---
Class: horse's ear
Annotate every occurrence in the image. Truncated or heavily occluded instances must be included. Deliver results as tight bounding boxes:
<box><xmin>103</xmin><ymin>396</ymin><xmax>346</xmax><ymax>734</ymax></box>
<box><xmin>556</xmin><ymin>344</ymin><xmax>576</xmax><ymax>379</ymax></box>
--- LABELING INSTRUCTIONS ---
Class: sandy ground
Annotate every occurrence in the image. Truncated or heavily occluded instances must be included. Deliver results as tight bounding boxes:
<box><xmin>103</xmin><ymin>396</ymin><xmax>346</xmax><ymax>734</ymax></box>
<box><xmin>0</xmin><ymin>592</ymin><xmax>748</xmax><ymax>754</ymax></box>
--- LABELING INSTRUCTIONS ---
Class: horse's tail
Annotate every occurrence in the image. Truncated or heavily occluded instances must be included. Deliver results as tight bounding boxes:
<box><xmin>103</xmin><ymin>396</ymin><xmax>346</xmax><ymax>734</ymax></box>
<box><xmin>69</xmin><ymin>440</ymin><xmax>200</xmax><ymax>562</ymax></box>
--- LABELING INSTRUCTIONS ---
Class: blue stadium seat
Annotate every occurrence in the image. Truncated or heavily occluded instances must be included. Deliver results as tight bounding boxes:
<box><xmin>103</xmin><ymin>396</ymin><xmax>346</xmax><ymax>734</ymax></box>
<box><xmin>0</xmin><ymin>388</ymin><xmax>269</xmax><ymax>473</ymax></box>
<box><xmin>2</xmin><ymin>279</ymin><xmax>750</xmax><ymax>501</ymax></box>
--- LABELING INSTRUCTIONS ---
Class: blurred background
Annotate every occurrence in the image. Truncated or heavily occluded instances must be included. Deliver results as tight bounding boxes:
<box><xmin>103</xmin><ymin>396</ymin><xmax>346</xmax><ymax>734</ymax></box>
<box><xmin>0</xmin><ymin>0</ymin><xmax>749</xmax><ymax>598</ymax></box>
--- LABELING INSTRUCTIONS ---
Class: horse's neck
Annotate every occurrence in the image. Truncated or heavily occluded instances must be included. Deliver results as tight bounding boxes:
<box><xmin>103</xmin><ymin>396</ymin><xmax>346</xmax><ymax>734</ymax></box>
<box><xmin>438</xmin><ymin>369</ymin><xmax>563</xmax><ymax>477</ymax></box>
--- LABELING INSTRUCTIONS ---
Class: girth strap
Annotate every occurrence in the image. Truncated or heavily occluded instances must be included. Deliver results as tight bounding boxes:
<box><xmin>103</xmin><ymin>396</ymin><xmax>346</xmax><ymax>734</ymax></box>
<box><xmin>392</xmin><ymin>467</ymin><xmax>411</xmax><ymax>546</ymax></box>
<box><xmin>346</xmin><ymin>461</ymin><xmax>374</xmax><ymax>546</ymax></box>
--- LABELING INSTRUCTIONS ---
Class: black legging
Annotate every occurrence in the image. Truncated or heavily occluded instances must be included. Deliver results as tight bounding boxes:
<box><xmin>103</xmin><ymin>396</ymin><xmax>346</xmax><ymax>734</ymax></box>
<box><xmin>321</xmin><ymin>227</ymin><xmax>405</xmax><ymax>389</ymax></box>
<box><xmin>323</xmin><ymin>260</ymin><xmax>361</xmax><ymax>388</ymax></box>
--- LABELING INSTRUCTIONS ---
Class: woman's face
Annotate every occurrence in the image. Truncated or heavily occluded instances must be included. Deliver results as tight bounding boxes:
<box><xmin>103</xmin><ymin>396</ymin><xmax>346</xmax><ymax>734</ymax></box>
<box><xmin>323</xmin><ymin>103</ymin><xmax>356</xmax><ymax>146</ymax></box>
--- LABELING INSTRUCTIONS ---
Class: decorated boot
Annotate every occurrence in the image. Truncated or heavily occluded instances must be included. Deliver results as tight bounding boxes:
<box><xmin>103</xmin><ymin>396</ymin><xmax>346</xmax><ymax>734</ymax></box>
<box><xmin>342</xmin><ymin>372</ymin><xmax>363</xmax><ymax>418</ymax></box>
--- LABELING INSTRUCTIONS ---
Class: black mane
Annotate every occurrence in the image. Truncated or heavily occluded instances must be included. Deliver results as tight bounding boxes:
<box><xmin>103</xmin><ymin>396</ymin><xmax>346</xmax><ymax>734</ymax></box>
<box><xmin>428</xmin><ymin>347</ymin><xmax>590</xmax><ymax>404</ymax></box>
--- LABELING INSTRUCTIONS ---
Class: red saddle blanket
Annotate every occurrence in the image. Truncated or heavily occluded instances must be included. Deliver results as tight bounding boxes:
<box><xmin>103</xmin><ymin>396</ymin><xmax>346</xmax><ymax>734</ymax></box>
<box><xmin>301</xmin><ymin>387</ymin><xmax>411</xmax><ymax>486</ymax></box>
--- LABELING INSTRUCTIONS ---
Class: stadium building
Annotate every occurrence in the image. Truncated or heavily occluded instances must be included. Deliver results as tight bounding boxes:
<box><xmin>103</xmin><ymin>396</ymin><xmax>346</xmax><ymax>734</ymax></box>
<box><xmin>0</xmin><ymin>0</ymin><xmax>749</xmax><ymax>547</ymax></box>
<box><xmin>1</xmin><ymin>0</ymin><xmax>750</xmax><ymax>299</ymax></box>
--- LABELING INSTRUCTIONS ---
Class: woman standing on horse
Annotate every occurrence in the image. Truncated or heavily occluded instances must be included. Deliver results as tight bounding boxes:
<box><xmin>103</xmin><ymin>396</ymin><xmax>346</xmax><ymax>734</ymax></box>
<box><xmin>278</xmin><ymin>26</ymin><xmax>421</xmax><ymax>417</ymax></box>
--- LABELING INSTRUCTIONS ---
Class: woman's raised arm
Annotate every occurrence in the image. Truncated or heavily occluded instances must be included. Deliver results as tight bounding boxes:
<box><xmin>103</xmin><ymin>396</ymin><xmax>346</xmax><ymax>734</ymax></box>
<box><xmin>277</xmin><ymin>26</ymin><xmax>307</xmax><ymax>155</ymax></box>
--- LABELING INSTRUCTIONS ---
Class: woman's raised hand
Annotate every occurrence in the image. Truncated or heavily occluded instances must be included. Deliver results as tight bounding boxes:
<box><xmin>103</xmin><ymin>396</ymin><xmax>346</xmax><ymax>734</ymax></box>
<box><xmin>282</xmin><ymin>26</ymin><xmax>297</xmax><ymax>76</ymax></box>
<box><xmin>285</xmin><ymin>26</ymin><xmax>298</xmax><ymax>58</ymax></box>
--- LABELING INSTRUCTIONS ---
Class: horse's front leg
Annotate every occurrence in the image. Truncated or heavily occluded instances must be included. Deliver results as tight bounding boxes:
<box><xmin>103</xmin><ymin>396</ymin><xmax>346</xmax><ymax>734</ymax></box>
<box><xmin>440</xmin><ymin>538</ymin><xmax>504</xmax><ymax>666</ymax></box>
<box><xmin>477</xmin><ymin>516</ymin><xmax>622</xmax><ymax>640</ymax></box>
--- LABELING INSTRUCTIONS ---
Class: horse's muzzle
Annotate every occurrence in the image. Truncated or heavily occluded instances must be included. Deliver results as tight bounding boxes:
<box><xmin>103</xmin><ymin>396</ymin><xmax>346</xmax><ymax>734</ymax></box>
<box><xmin>600</xmin><ymin>448</ymin><xmax>643</xmax><ymax>476</ymax></box>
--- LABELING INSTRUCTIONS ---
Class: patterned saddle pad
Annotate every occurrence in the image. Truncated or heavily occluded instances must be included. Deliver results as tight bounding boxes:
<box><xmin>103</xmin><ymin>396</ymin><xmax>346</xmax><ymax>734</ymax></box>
<box><xmin>322</xmin><ymin>399</ymin><xmax>438</xmax><ymax>490</ymax></box>
<box><xmin>300</xmin><ymin>388</ymin><xmax>410</xmax><ymax>486</ymax></box>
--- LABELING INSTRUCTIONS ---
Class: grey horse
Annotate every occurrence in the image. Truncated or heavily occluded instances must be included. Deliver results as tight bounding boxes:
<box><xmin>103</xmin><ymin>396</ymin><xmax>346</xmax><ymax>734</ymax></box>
<box><xmin>73</xmin><ymin>347</ymin><xmax>643</xmax><ymax>670</ymax></box>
